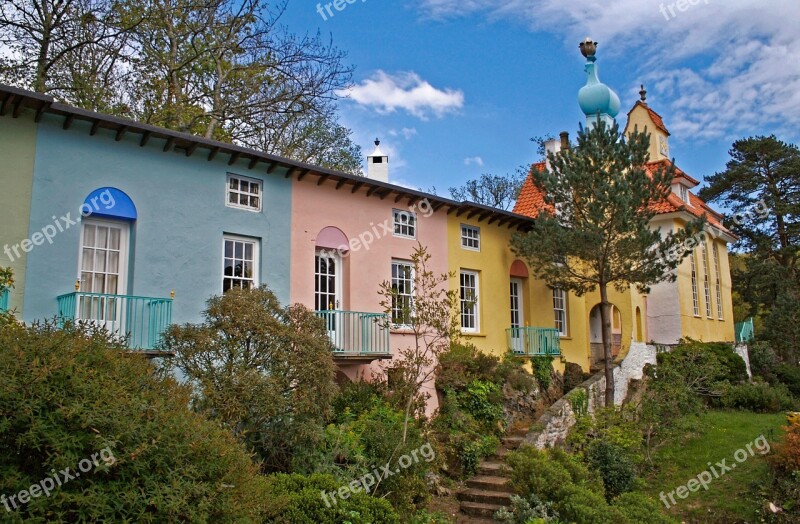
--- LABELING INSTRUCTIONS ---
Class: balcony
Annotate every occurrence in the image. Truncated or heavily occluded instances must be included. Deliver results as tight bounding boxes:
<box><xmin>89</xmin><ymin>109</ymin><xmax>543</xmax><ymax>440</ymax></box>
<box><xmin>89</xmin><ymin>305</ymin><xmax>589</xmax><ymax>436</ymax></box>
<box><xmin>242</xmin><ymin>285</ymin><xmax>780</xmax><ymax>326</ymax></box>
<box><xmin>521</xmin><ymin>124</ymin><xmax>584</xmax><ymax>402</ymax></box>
<box><xmin>57</xmin><ymin>292</ymin><xmax>173</xmax><ymax>352</ymax></box>
<box><xmin>315</xmin><ymin>310</ymin><xmax>392</xmax><ymax>361</ymax></box>
<box><xmin>735</xmin><ymin>317</ymin><xmax>754</xmax><ymax>343</ymax></box>
<box><xmin>0</xmin><ymin>289</ymin><xmax>8</xmax><ymax>312</ymax></box>
<box><xmin>507</xmin><ymin>327</ymin><xmax>561</xmax><ymax>357</ymax></box>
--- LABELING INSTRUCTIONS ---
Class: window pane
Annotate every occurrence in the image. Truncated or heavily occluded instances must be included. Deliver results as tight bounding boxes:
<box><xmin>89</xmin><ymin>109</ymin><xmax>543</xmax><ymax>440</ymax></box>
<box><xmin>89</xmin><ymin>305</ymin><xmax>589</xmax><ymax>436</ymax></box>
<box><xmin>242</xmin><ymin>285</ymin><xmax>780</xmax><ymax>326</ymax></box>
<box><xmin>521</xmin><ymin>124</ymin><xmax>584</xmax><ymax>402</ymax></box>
<box><xmin>95</xmin><ymin>226</ymin><xmax>108</xmax><ymax>248</ymax></box>
<box><xmin>108</xmin><ymin>228</ymin><xmax>120</xmax><ymax>250</ymax></box>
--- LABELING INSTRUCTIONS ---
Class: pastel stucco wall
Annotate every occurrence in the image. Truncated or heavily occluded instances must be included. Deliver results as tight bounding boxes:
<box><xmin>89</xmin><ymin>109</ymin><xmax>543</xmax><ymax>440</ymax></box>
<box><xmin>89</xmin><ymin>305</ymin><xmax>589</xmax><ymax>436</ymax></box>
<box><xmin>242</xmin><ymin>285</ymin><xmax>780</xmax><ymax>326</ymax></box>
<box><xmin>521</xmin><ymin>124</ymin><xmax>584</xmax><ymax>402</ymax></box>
<box><xmin>289</xmin><ymin>177</ymin><xmax>449</xmax><ymax>411</ymax></box>
<box><xmin>23</xmin><ymin>114</ymin><xmax>292</xmax><ymax>324</ymax></box>
<box><xmin>0</xmin><ymin>110</ymin><xmax>37</xmax><ymax>313</ymax></box>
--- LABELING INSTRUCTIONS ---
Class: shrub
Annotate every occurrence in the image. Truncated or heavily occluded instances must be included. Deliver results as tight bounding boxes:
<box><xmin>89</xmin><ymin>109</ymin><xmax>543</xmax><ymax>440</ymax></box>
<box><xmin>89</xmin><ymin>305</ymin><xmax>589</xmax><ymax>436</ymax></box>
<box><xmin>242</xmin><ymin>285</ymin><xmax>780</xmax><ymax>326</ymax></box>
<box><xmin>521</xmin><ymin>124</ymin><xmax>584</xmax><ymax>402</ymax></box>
<box><xmin>0</xmin><ymin>320</ymin><xmax>270</xmax><ymax>522</ymax></box>
<box><xmin>658</xmin><ymin>340</ymin><xmax>746</xmax><ymax>396</ymax></box>
<box><xmin>331</xmin><ymin>380</ymin><xmax>386</xmax><ymax>424</ymax></box>
<box><xmin>613</xmin><ymin>492</ymin><xmax>679</xmax><ymax>524</ymax></box>
<box><xmin>567</xmin><ymin>406</ymin><xmax>642</xmax><ymax>464</ymax></box>
<box><xmin>494</xmin><ymin>493</ymin><xmax>560</xmax><ymax>523</ymax></box>
<box><xmin>585</xmin><ymin>441</ymin><xmax>637</xmax><ymax>500</ymax></box>
<box><xmin>435</xmin><ymin>343</ymin><xmax>501</xmax><ymax>390</ymax></box>
<box><xmin>769</xmin><ymin>414</ymin><xmax>800</xmax><ymax>475</ymax></box>
<box><xmin>775</xmin><ymin>365</ymin><xmax>800</xmax><ymax>398</ymax></box>
<box><xmin>262</xmin><ymin>473</ymin><xmax>399</xmax><ymax>524</ymax></box>
<box><xmin>720</xmin><ymin>381</ymin><xmax>798</xmax><ymax>413</ymax></box>
<box><xmin>162</xmin><ymin>286</ymin><xmax>337</xmax><ymax>473</ymax></box>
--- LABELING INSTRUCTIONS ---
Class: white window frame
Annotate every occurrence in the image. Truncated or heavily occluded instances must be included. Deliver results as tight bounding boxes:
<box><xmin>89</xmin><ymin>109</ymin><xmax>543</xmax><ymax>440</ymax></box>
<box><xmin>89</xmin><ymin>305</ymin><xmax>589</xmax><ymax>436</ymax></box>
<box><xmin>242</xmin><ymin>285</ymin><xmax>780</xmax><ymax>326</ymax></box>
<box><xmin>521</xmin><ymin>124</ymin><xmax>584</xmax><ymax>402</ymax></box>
<box><xmin>392</xmin><ymin>209</ymin><xmax>417</xmax><ymax>239</ymax></box>
<box><xmin>460</xmin><ymin>224</ymin><xmax>480</xmax><ymax>251</ymax></box>
<box><xmin>701</xmin><ymin>242</ymin><xmax>712</xmax><ymax>318</ymax></box>
<box><xmin>553</xmin><ymin>288</ymin><xmax>568</xmax><ymax>337</ymax></box>
<box><xmin>222</xmin><ymin>235</ymin><xmax>259</xmax><ymax>292</ymax></box>
<box><xmin>391</xmin><ymin>260</ymin><xmax>415</xmax><ymax>325</ymax></box>
<box><xmin>226</xmin><ymin>173</ymin><xmax>263</xmax><ymax>212</ymax></box>
<box><xmin>77</xmin><ymin>218</ymin><xmax>129</xmax><ymax>296</ymax></box>
<box><xmin>713</xmin><ymin>243</ymin><xmax>723</xmax><ymax>319</ymax></box>
<box><xmin>460</xmin><ymin>270</ymin><xmax>479</xmax><ymax>333</ymax></box>
<box><xmin>690</xmin><ymin>250</ymin><xmax>700</xmax><ymax>317</ymax></box>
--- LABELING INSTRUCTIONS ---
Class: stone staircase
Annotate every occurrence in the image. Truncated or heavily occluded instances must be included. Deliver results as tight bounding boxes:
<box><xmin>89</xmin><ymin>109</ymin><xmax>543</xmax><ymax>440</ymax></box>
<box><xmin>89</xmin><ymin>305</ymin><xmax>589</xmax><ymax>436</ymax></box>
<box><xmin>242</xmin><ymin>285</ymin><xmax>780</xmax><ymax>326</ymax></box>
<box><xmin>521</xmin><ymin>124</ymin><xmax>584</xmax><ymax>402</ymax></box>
<box><xmin>456</xmin><ymin>430</ymin><xmax>527</xmax><ymax>522</ymax></box>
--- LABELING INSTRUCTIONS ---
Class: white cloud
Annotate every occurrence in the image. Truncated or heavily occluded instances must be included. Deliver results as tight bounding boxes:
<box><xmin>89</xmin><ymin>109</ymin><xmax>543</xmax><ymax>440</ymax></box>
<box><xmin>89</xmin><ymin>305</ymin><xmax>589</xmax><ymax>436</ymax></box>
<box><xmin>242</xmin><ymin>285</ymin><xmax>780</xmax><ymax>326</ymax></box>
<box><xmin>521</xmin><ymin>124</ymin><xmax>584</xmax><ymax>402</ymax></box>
<box><xmin>338</xmin><ymin>70</ymin><xmax>464</xmax><ymax>120</ymax></box>
<box><xmin>389</xmin><ymin>127</ymin><xmax>418</xmax><ymax>140</ymax></box>
<box><xmin>417</xmin><ymin>0</ymin><xmax>800</xmax><ymax>140</ymax></box>
<box><xmin>464</xmin><ymin>156</ymin><xmax>484</xmax><ymax>167</ymax></box>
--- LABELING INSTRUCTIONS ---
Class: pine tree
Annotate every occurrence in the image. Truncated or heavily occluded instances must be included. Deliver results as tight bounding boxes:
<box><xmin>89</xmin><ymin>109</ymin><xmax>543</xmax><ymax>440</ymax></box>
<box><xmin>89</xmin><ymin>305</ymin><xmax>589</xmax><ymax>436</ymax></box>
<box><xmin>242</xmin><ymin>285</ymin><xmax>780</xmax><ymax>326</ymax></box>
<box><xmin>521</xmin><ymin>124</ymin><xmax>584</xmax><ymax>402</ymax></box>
<box><xmin>511</xmin><ymin>120</ymin><xmax>704</xmax><ymax>405</ymax></box>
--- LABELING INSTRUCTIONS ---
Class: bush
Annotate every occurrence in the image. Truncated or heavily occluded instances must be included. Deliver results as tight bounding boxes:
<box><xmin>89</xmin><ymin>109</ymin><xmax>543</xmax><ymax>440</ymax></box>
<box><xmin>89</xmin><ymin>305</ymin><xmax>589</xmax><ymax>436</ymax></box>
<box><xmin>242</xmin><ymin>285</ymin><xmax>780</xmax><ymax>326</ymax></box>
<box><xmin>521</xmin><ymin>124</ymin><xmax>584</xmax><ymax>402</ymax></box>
<box><xmin>262</xmin><ymin>473</ymin><xmax>399</xmax><ymax>524</ymax></box>
<box><xmin>331</xmin><ymin>380</ymin><xmax>386</xmax><ymax>424</ymax></box>
<box><xmin>659</xmin><ymin>340</ymin><xmax>747</xmax><ymax>393</ymax></box>
<box><xmin>585</xmin><ymin>441</ymin><xmax>637</xmax><ymax>500</ymax></box>
<box><xmin>613</xmin><ymin>492</ymin><xmax>679</xmax><ymax>524</ymax></box>
<box><xmin>775</xmin><ymin>365</ymin><xmax>800</xmax><ymax>398</ymax></box>
<box><xmin>0</xmin><ymin>320</ymin><xmax>270</xmax><ymax>522</ymax></box>
<box><xmin>162</xmin><ymin>286</ymin><xmax>337</xmax><ymax>473</ymax></box>
<box><xmin>720</xmin><ymin>381</ymin><xmax>798</xmax><ymax>413</ymax></box>
<box><xmin>494</xmin><ymin>493</ymin><xmax>559</xmax><ymax>523</ymax></box>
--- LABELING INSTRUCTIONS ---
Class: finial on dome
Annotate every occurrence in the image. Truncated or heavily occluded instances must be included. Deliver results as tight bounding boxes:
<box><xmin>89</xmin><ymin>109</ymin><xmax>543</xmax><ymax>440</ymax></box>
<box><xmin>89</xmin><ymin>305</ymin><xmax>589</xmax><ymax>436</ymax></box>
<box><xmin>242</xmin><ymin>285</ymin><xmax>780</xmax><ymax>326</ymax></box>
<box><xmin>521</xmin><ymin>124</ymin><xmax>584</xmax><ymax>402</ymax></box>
<box><xmin>639</xmin><ymin>84</ymin><xmax>647</xmax><ymax>103</ymax></box>
<box><xmin>579</xmin><ymin>38</ymin><xmax>598</xmax><ymax>61</ymax></box>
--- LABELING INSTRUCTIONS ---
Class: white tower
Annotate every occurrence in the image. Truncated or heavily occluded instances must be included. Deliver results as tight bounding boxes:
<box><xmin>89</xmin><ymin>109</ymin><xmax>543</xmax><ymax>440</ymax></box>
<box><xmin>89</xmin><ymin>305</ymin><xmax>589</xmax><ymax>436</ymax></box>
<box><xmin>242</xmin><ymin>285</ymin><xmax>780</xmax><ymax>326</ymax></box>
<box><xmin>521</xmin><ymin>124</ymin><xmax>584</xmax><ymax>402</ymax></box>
<box><xmin>367</xmin><ymin>138</ymin><xmax>389</xmax><ymax>183</ymax></box>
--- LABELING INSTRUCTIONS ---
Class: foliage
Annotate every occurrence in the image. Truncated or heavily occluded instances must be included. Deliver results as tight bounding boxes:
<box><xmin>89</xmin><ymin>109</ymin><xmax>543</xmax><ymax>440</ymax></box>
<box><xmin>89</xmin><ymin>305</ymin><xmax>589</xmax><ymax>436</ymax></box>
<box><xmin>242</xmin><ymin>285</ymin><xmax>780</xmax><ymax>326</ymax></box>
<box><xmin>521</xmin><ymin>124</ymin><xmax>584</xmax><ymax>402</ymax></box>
<box><xmin>700</xmin><ymin>136</ymin><xmax>800</xmax><ymax>363</ymax></box>
<box><xmin>719</xmin><ymin>381</ymin><xmax>798</xmax><ymax>413</ymax></box>
<box><xmin>378</xmin><ymin>243</ymin><xmax>463</xmax><ymax>444</ymax></box>
<box><xmin>262</xmin><ymin>473</ymin><xmax>399</xmax><ymax>524</ymax></box>
<box><xmin>567</xmin><ymin>388</ymin><xmax>588</xmax><ymax>418</ymax></box>
<box><xmin>567</xmin><ymin>406</ymin><xmax>643</xmax><ymax>464</ymax></box>
<box><xmin>162</xmin><ymin>286</ymin><xmax>337</xmax><ymax>473</ymax></box>
<box><xmin>494</xmin><ymin>493</ymin><xmax>560</xmax><ymax>524</ymax></box>
<box><xmin>656</xmin><ymin>340</ymin><xmax>744</xmax><ymax>397</ymax></box>
<box><xmin>505</xmin><ymin>447</ymin><xmax>676</xmax><ymax>524</ymax></box>
<box><xmin>612</xmin><ymin>492</ymin><xmax>679</xmax><ymax>524</ymax></box>
<box><xmin>775</xmin><ymin>364</ymin><xmax>800</xmax><ymax>398</ymax></box>
<box><xmin>448</xmin><ymin>169</ymin><xmax>527</xmax><ymax>210</ymax></box>
<box><xmin>769</xmin><ymin>414</ymin><xmax>800</xmax><ymax>476</ymax></box>
<box><xmin>0</xmin><ymin>0</ymin><xmax>363</xmax><ymax>173</ymax></box>
<box><xmin>0</xmin><ymin>266</ymin><xmax>13</xmax><ymax>292</ymax></box>
<box><xmin>459</xmin><ymin>380</ymin><xmax>505</xmax><ymax>426</ymax></box>
<box><xmin>585</xmin><ymin>441</ymin><xmax>637</xmax><ymax>500</ymax></box>
<box><xmin>512</xmin><ymin>120</ymin><xmax>705</xmax><ymax>405</ymax></box>
<box><xmin>408</xmin><ymin>509</ymin><xmax>453</xmax><ymax>524</ymax></box>
<box><xmin>531</xmin><ymin>356</ymin><xmax>554</xmax><ymax>390</ymax></box>
<box><xmin>0</xmin><ymin>319</ymin><xmax>271</xmax><ymax>522</ymax></box>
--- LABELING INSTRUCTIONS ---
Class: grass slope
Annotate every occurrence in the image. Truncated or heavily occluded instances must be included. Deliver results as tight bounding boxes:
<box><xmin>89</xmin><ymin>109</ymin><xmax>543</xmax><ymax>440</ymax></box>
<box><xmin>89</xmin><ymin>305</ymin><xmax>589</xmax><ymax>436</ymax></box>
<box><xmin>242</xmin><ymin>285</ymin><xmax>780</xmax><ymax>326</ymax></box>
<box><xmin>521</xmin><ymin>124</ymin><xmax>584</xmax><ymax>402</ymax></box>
<box><xmin>643</xmin><ymin>410</ymin><xmax>785</xmax><ymax>523</ymax></box>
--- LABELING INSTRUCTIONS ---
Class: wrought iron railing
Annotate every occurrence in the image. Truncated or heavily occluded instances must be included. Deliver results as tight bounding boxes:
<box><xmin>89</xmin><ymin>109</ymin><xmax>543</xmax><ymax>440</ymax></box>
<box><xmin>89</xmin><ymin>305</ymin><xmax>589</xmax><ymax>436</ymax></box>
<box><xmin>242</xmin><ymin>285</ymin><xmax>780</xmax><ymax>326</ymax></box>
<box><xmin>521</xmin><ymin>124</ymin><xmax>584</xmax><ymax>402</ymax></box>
<box><xmin>315</xmin><ymin>310</ymin><xmax>391</xmax><ymax>357</ymax></box>
<box><xmin>507</xmin><ymin>326</ymin><xmax>562</xmax><ymax>356</ymax></box>
<box><xmin>57</xmin><ymin>292</ymin><xmax>173</xmax><ymax>350</ymax></box>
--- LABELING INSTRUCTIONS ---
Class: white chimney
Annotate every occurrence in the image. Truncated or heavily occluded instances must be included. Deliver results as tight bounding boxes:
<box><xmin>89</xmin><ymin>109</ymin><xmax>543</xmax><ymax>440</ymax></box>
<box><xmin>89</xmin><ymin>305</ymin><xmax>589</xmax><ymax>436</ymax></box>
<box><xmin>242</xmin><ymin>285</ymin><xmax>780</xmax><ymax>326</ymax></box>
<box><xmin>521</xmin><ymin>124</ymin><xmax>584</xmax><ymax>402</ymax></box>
<box><xmin>367</xmin><ymin>138</ymin><xmax>389</xmax><ymax>182</ymax></box>
<box><xmin>544</xmin><ymin>138</ymin><xmax>561</xmax><ymax>172</ymax></box>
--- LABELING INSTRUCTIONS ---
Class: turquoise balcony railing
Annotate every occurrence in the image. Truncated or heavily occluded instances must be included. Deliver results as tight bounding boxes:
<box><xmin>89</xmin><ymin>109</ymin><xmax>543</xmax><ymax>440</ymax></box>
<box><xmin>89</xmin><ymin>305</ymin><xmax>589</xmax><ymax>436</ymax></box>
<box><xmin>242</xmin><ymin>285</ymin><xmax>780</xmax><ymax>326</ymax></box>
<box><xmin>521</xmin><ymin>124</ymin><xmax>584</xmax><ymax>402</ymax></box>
<box><xmin>57</xmin><ymin>292</ymin><xmax>173</xmax><ymax>351</ymax></box>
<box><xmin>734</xmin><ymin>317</ymin><xmax>754</xmax><ymax>343</ymax></box>
<box><xmin>315</xmin><ymin>310</ymin><xmax>391</xmax><ymax>358</ymax></box>
<box><xmin>507</xmin><ymin>327</ymin><xmax>561</xmax><ymax>357</ymax></box>
<box><xmin>0</xmin><ymin>288</ymin><xmax>8</xmax><ymax>312</ymax></box>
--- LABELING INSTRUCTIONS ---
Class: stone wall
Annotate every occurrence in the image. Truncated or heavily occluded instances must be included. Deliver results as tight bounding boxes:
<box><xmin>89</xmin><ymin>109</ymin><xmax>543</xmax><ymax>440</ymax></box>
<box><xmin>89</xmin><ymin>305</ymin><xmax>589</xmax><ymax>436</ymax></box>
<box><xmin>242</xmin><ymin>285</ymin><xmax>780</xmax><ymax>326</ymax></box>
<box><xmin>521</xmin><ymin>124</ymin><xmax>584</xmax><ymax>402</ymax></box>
<box><xmin>523</xmin><ymin>343</ymin><xmax>657</xmax><ymax>449</ymax></box>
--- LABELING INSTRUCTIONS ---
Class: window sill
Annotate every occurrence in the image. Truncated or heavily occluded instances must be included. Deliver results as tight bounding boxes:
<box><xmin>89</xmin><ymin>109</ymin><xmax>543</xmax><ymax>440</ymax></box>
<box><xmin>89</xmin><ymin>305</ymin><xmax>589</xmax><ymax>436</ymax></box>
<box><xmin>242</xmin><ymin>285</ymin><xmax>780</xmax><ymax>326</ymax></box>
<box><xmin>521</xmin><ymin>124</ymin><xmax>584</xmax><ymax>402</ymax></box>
<box><xmin>390</xmin><ymin>328</ymin><xmax>415</xmax><ymax>335</ymax></box>
<box><xmin>393</xmin><ymin>234</ymin><xmax>417</xmax><ymax>240</ymax></box>
<box><xmin>461</xmin><ymin>331</ymin><xmax>486</xmax><ymax>337</ymax></box>
<box><xmin>559</xmin><ymin>336</ymin><xmax>572</xmax><ymax>340</ymax></box>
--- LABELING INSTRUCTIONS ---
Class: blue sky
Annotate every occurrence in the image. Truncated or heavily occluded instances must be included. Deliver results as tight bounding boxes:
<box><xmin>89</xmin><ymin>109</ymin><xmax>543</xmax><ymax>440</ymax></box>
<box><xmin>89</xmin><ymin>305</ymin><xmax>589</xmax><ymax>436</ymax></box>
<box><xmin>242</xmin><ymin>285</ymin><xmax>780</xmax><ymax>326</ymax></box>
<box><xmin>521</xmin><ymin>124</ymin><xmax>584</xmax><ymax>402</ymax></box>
<box><xmin>281</xmin><ymin>0</ymin><xmax>800</xmax><ymax>202</ymax></box>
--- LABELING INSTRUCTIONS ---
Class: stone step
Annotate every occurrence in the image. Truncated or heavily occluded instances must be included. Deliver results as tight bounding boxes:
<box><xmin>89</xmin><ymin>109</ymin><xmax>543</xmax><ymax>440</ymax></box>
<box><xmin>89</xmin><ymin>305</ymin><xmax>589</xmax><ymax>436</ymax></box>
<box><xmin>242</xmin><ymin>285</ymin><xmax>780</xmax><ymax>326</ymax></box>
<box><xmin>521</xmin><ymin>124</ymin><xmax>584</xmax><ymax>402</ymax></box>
<box><xmin>477</xmin><ymin>461</ymin><xmax>508</xmax><ymax>476</ymax></box>
<box><xmin>459</xmin><ymin>500</ymin><xmax>505</xmax><ymax>519</ymax></box>
<box><xmin>501</xmin><ymin>435</ymin><xmax>526</xmax><ymax>449</ymax></box>
<box><xmin>457</xmin><ymin>488</ymin><xmax>513</xmax><ymax>506</ymax></box>
<box><xmin>466</xmin><ymin>475</ymin><xmax>513</xmax><ymax>493</ymax></box>
<box><xmin>492</xmin><ymin>447</ymin><xmax>511</xmax><ymax>459</ymax></box>
<box><xmin>508</xmin><ymin>426</ymin><xmax>530</xmax><ymax>437</ymax></box>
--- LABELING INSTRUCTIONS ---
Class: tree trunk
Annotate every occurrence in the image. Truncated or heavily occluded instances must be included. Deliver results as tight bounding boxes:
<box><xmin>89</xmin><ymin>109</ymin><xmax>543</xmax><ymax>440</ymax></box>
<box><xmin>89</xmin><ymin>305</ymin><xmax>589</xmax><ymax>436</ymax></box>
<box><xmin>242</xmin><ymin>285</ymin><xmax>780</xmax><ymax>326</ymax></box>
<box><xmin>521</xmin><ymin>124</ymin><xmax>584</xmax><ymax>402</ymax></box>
<box><xmin>599</xmin><ymin>283</ymin><xmax>615</xmax><ymax>406</ymax></box>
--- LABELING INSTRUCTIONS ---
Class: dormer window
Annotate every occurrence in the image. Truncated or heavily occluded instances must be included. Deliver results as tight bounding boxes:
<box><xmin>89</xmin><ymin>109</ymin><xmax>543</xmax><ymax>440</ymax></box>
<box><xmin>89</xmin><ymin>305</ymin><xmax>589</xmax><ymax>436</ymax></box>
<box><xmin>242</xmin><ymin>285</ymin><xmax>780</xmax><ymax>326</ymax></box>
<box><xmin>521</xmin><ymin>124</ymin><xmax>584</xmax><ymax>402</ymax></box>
<box><xmin>679</xmin><ymin>185</ymin><xmax>690</xmax><ymax>204</ymax></box>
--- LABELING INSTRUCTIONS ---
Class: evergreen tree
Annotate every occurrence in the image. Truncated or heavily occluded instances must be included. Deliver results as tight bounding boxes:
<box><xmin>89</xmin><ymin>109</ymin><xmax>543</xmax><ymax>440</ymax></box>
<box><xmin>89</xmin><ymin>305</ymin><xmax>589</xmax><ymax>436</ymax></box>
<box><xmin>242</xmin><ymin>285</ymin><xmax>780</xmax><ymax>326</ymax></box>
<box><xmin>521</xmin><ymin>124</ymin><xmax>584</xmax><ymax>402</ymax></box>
<box><xmin>511</xmin><ymin>120</ymin><xmax>704</xmax><ymax>405</ymax></box>
<box><xmin>699</xmin><ymin>136</ymin><xmax>800</xmax><ymax>360</ymax></box>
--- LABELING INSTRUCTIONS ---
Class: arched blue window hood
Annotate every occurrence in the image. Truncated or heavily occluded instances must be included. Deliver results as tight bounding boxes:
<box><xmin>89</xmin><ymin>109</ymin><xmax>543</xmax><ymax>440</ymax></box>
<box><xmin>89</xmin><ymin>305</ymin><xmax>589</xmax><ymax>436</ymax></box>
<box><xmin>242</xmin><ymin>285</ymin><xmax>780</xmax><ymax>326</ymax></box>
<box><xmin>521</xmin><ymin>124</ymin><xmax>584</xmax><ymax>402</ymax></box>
<box><xmin>82</xmin><ymin>187</ymin><xmax>137</xmax><ymax>221</ymax></box>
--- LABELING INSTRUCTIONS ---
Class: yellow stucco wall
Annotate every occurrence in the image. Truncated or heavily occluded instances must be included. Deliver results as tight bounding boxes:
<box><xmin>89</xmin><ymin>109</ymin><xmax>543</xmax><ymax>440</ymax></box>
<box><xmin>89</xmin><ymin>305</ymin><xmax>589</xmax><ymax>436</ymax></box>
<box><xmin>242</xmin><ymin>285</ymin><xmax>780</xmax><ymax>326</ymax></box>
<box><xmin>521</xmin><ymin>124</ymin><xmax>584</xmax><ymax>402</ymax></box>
<box><xmin>446</xmin><ymin>215</ymin><xmax>602</xmax><ymax>372</ymax></box>
<box><xmin>675</xmin><ymin>218</ymin><xmax>736</xmax><ymax>342</ymax></box>
<box><xmin>624</xmin><ymin>104</ymin><xmax>670</xmax><ymax>162</ymax></box>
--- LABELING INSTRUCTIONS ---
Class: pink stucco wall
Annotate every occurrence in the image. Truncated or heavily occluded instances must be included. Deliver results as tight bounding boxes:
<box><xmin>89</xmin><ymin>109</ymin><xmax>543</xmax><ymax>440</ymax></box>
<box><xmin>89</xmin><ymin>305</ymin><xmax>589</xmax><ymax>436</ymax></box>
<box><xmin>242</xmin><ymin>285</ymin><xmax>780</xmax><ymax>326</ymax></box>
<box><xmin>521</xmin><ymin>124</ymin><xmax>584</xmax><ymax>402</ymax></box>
<box><xmin>290</xmin><ymin>178</ymin><xmax>450</xmax><ymax>414</ymax></box>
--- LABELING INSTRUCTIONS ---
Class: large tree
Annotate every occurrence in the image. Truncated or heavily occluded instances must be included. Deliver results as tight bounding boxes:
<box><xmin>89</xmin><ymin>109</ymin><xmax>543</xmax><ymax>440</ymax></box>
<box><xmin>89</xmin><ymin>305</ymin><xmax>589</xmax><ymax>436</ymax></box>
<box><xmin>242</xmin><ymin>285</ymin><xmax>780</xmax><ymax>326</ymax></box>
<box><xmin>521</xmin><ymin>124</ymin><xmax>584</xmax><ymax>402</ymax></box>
<box><xmin>699</xmin><ymin>136</ymin><xmax>800</xmax><ymax>360</ymax></box>
<box><xmin>511</xmin><ymin>121</ymin><xmax>704</xmax><ymax>405</ymax></box>
<box><xmin>449</xmin><ymin>170</ymin><xmax>527</xmax><ymax>210</ymax></box>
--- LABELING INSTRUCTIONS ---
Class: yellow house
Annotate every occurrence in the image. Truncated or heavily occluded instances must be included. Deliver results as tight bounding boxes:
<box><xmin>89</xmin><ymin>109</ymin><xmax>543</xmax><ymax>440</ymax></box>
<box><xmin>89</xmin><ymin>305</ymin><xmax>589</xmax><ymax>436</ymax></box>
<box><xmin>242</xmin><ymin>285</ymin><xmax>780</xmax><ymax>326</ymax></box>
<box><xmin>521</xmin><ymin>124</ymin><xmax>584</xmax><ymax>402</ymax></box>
<box><xmin>446</xmin><ymin>205</ymin><xmax>636</xmax><ymax>373</ymax></box>
<box><xmin>625</xmin><ymin>93</ymin><xmax>736</xmax><ymax>344</ymax></box>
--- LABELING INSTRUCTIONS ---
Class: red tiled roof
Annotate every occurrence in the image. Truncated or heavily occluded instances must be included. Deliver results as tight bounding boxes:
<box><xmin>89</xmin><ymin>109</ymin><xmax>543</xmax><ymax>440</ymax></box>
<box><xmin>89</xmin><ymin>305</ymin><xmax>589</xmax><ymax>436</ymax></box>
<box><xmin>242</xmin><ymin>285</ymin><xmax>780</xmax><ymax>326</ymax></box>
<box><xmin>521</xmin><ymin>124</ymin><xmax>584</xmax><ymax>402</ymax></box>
<box><xmin>513</xmin><ymin>162</ymin><xmax>552</xmax><ymax>216</ymax></box>
<box><xmin>646</xmin><ymin>159</ymin><xmax>699</xmax><ymax>186</ymax></box>
<box><xmin>514</xmin><ymin>160</ymin><xmax>734</xmax><ymax>237</ymax></box>
<box><xmin>626</xmin><ymin>101</ymin><xmax>670</xmax><ymax>136</ymax></box>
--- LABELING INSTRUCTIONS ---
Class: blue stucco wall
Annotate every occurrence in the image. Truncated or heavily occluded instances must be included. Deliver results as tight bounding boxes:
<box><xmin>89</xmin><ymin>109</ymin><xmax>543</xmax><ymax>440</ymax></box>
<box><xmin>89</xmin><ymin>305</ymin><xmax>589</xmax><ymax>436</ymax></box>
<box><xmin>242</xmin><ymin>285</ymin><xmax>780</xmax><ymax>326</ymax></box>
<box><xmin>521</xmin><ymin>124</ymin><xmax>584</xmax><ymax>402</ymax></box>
<box><xmin>23</xmin><ymin>114</ymin><xmax>292</xmax><ymax>324</ymax></box>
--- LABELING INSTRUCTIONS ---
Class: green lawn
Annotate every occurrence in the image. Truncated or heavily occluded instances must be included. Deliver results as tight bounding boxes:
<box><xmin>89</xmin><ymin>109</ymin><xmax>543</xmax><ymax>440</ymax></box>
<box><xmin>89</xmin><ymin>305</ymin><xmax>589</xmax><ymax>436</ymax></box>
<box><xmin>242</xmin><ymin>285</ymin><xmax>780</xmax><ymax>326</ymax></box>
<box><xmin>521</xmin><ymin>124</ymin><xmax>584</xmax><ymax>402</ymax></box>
<box><xmin>643</xmin><ymin>410</ymin><xmax>785</xmax><ymax>523</ymax></box>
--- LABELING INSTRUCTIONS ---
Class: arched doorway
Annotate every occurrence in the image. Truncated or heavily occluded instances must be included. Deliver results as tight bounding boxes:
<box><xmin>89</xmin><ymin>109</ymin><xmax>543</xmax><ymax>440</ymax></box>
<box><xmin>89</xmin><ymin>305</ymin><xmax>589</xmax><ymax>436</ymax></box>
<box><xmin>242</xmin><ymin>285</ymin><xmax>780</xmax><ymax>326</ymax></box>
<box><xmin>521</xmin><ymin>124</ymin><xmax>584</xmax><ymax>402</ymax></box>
<box><xmin>589</xmin><ymin>304</ymin><xmax>622</xmax><ymax>367</ymax></box>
